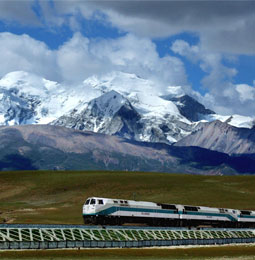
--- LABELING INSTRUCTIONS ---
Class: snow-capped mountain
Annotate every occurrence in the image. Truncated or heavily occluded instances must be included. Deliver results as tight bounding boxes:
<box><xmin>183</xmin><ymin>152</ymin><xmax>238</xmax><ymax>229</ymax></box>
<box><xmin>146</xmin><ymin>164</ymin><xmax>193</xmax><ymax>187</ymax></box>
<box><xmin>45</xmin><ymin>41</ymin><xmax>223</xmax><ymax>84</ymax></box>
<box><xmin>0</xmin><ymin>71</ymin><xmax>65</xmax><ymax>125</ymax></box>
<box><xmin>53</xmin><ymin>72</ymin><xmax>197</xmax><ymax>143</ymax></box>
<box><xmin>0</xmin><ymin>71</ymin><xmax>102</xmax><ymax>126</ymax></box>
<box><xmin>0</xmin><ymin>70</ymin><xmax>254</xmax><ymax>145</ymax></box>
<box><xmin>54</xmin><ymin>90</ymin><xmax>143</xmax><ymax>140</ymax></box>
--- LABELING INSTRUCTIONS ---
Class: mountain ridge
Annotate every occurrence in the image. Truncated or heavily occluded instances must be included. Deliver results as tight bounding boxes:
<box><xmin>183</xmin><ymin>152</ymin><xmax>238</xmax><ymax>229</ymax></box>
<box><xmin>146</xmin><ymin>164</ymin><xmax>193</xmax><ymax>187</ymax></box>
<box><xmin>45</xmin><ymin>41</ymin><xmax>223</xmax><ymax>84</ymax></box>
<box><xmin>175</xmin><ymin>120</ymin><xmax>255</xmax><ymax>155</ymax></box>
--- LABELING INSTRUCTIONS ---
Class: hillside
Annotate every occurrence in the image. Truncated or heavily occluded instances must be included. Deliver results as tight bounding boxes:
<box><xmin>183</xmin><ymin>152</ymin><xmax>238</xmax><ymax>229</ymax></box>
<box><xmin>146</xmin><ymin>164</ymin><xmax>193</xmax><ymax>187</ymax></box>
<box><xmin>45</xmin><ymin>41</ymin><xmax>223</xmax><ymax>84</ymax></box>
<box><xmin>1</xmin><ymin>125</ymin><xmax>255</xmax><ymax>174</ymax></box>
<box><xmin>175</xmin><ymin>120</ymin><xmax>255</xmax><ymax>155</ymax></box>
<box><xmin>0</xmin><ymin>170</ymin><xmax>254</xmax><ymax>224</ymax></box>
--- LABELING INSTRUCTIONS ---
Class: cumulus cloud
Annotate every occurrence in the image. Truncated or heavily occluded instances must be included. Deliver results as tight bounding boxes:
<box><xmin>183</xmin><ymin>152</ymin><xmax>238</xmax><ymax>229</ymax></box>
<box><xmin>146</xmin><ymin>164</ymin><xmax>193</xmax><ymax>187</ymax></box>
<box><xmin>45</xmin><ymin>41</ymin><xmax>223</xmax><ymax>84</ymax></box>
<box><xmin>171</xmin><ymin>40</ymin><xmax>200</xmax><ymax>63</ymax></box>
<box><xmin>0</xmin><ymin>32</ymin><xmax>187</xmax><ymax>91</ymax></box>
<box><xmin>89</xmin><ymin>34</ymin><xmax>187</xmax><ymax>87</ymax></box>
<box><xmin>171</xmin><ymin>39</ymin><xmax>255</xmax><ymax>116</ymax></box>
<box><xmin>3</xmin><ymin>1</ymin><xmax>252</xmax><ymax>55</ymax></box>
<box><xmin>56</xmin><ymin>33</ymin><xmax>108</xmax><ymax>82</ymax></box>
<box><xmin>236</xmin><ymin>84</ymin><xmax>255</xmax><ymax>102</ymax></box>
<box><xmin>57</xmin><ymin>33</ymin><xmax>188</xmax><ymax>88</ymax></box>
<box><xmin>0</xmin><ymin>32</ymin><xmax>58</xmax><ymax>81</ymax></box>
<box><xmin>45</xmin><ymin>0</ymin><xmax>255</xmax><ymax>55</ymax></box>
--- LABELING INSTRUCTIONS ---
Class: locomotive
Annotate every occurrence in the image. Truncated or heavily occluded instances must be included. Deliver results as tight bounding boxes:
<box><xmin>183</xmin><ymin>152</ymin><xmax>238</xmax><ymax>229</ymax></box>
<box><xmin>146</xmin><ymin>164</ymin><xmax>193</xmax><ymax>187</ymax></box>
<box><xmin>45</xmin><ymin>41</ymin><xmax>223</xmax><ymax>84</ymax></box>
<box><xmin>82</xmin><ymin>197</ymin><xmax>255</xmax><ymax>228</ymax></box>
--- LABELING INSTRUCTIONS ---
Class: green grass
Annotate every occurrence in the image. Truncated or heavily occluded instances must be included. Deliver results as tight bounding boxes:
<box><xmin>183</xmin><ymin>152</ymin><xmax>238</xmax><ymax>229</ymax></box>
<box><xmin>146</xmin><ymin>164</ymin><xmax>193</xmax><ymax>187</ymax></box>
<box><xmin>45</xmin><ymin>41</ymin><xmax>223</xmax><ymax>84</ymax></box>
<box><xmin>0</xmin><ymin>170</ymin><xmax>255</xmax><ymax>224</ymax></box>
<box><xmin>0</xmin><ymin>246</ymin><xmax>255</xmax><ymax>259</ymax></box>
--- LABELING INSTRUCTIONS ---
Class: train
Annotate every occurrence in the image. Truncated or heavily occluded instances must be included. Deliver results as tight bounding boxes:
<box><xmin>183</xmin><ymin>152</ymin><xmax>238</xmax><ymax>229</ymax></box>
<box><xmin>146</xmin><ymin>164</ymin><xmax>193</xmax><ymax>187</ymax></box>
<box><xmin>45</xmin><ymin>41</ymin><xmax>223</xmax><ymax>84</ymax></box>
<box><xmin>82</xmin><ymin>197</ymin><xmax>255</xmax><ymax>228</ymax></box>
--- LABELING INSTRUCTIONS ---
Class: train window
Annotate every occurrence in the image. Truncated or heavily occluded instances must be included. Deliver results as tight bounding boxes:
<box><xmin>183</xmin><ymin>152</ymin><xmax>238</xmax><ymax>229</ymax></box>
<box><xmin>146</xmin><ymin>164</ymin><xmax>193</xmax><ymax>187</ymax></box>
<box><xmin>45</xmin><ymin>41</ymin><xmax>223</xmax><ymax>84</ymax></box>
<box><xmin>241</xmin><ymin>210</ymin><xmax>251</xmax><ymax>215</ymax></box>
<box><xmin>85</xmin><ymin>199</ymin><xmax>90</xmax><ymax>205</ymax></box>
<box><xmin>184</xmin><ymin>206</ymin><xmax>198</xmax><ymax>212</ymax></box>
<box><xmin>120</xmin><ymin>200</ymin><xmax>124</xmax><ymax>203</ymax></box>
<box><xmin>219</xmin><ymin>208</ymin><xmax>225</xmax><ymax>213</ymax></box>
<box><xmin>113</xmin><ymin>200</ymin><xmax>118</xmax><ymax>204</ymax></box>
<box><xmin>124</xmin><ymin>201</ymin><xmax>128</xmax><ymax>204</ymax></box>
<box><xmin>98</xmin><ymin>200</ymin><xmax>104</xmax><ymax>205</ymax></box>
<box><xmin>90</xmin><ymin>199</ymin><xmax>96</xmax><ymax>205</ymax></box>
<box><xmin>161</xmin><ymin>204</ymin><xmax>177</xmax><ymax>210</ymax></box>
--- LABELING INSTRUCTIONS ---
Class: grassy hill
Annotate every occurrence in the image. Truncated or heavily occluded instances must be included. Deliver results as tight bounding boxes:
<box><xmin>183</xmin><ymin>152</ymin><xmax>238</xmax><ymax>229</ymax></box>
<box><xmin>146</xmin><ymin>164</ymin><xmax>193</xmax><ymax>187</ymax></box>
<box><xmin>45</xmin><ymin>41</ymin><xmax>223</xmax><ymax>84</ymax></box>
<box><xmin>0</xmin><ymin>170</ymin><xmax>254</xmax><ymax>224</ymax></box>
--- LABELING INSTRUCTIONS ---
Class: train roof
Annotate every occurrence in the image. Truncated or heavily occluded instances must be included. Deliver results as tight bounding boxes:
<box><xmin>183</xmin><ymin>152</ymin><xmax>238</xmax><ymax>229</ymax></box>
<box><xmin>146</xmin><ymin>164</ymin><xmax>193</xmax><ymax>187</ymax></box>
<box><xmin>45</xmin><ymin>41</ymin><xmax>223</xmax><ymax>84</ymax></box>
<box><xmin>86</xmin><ymin>197</ymin><xmax>158</xmax><ymax>207</ymax></box>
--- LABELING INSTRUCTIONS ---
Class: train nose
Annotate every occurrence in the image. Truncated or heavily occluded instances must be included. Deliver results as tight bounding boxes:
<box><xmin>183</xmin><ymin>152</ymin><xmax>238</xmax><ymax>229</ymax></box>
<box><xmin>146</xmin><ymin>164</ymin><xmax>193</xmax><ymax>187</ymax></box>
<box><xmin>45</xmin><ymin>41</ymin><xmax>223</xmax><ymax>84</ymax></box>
<box><xmin>83</xmin><ymin>205</ymin><xmax>96</xmax><ymax>214</ymax></box>
<box><xmin>83</xmin><ymin>205</ymin><xmax>90</xmax><ymax>213</ymax></box>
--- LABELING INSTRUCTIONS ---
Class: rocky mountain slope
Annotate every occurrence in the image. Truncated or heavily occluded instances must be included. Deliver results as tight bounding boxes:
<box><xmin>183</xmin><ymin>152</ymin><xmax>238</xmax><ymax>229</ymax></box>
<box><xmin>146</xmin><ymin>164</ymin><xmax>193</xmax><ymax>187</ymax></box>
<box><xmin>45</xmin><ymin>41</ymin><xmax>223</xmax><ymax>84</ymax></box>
<box><xmin>175</xmin><ymin>120</ymin><xmax>255</xmax><ymax>155</ymax></box>
<box><xmin>53</xmin><ymin>90</ymin><xmax>143</xmax><ymax>140</ymax></box>
<box><xmin>0</xmin><ymin>124</ymin><xmax>255</xmax><ymax>174</ymax></box>
<box><xmin>163</xmin><ymin>94</ymin><xmax>215</xmax><ymax>122</ymax></box>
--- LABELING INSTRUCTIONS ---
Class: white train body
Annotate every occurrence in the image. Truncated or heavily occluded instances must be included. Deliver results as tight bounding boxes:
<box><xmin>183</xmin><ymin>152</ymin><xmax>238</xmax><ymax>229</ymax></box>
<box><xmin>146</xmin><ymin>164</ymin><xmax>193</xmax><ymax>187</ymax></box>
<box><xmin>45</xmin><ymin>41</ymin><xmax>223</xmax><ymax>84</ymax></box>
<box><xmin>83</xmin><ymin>197</ymin><xmax>255</xmax><ymax>228</ymax></box>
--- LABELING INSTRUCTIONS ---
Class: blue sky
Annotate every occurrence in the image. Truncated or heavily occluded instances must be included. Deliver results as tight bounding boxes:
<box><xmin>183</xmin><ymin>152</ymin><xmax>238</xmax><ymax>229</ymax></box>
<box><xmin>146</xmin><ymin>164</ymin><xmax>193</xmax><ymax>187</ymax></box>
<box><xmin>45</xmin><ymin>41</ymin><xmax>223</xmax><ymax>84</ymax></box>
<box><xmin>0</xmin><ymin>0</ymin><xmax>254</xmax><ymax>116</ymax></box>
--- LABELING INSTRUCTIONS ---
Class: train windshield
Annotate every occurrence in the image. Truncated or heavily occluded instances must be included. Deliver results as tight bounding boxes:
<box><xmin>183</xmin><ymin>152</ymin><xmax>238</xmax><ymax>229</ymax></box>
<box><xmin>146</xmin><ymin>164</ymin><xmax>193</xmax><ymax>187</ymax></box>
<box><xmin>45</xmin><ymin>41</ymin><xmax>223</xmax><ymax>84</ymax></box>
<box><xmin>85</xmin><ymin>199</ymin><xmax>90</xmax><ymax>205</ymax></box>
<box><xmin>90</xmin><ymin>199</ymin><xmax>96</xmax><ymax>205</ymax></box>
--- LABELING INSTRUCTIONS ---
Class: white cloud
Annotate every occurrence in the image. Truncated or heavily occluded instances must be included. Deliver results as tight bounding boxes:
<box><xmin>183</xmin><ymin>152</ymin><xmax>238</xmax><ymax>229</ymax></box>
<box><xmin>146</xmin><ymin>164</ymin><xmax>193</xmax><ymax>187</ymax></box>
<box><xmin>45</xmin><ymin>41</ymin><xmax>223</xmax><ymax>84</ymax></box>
<box><xmin>236</xmin><ymin>84</ymin><xmax>255</xmax><ymax>102</ymax></box>
<box><xmin>4</xmin><ymin>1</ymin><xmax>250</xmax><ymax>55</ymax></box>
<box><xmin>55</xmin><ymin>32</ymin><xmax>188</xmax><ymax>88</ymax></box>
<box><xmin>56</xmin><ymin>33</ymin><xmax>109</xmax><ymax>82</ymax></box>
<box><xmin>171</xmin><ymin>39</ymin><xmax>255</xmax><ymax>116</ymax></box>
<box><xmin>0</xmin><ymin>32</ymin><xmax>187</xmax><ymax>94</ymax></box>
<box><xmin>44</xmin><ymin>1</ymin><xmax>255</xmax><ymax>55</ymax></box>
<box><xmin>0</xmin><ymin>32</ymin><xmax>58</xmax><ymax>81</ymax></box>
<box><xmin>171</xmin><ymin>40</ymin><xmax>200</xmax><ymax>63</ymax></box>
<box><xmin>89</xmin><ymin>34</ymin><xmax>187</xmax><ymax>88</ymax></box>
<box><xmin>1</xmin><ymin>1</ymin><xmax>254</xmax><ymax>56</ymax></box>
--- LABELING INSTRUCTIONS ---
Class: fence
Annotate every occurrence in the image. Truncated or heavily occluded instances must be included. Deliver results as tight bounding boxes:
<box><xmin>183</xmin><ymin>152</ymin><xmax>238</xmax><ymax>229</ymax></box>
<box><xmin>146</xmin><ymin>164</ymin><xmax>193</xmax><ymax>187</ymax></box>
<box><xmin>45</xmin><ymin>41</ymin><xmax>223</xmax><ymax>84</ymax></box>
<box><xmin>0</xmin><ymin>226</ymin><xmax>254</xmax><ymax>250</ymax></box>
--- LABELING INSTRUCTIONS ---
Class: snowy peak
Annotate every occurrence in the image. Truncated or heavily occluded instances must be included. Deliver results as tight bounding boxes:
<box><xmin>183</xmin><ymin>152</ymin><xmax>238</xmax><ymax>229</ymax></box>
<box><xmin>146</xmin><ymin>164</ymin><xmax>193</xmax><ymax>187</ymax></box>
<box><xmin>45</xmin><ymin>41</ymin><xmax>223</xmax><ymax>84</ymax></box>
<box><xmin>53</xmin><ymin>90</ymin><xmax>142</xmax><ymax>139</ymax></box>
<box><xmin>0</xmin><ymin>71</ymin><xmax>58</xmax><ymax>95</ymax></box>
<box><xmin>88</xmin><ymin>90</ymin><xmax>130</xmax><ymax>117</ymax></box>
<box><xmin>83</xmin><ymin>71</ymin><xmax>184</xmax><ymax>122</ymax></box>
<box><xmin>0</xmin><ymin>71</ymin><xmax>76</xmax><ymax>126</ymax></box>
<box><xmin>163</xmin><ymin>94</ymin><xmax>215</xmax><ymax>122</ymax></box>
<box><xmin>83</xmin><ymin>71</ymin><xmax>161</xmax><ymax>97</ymax></box>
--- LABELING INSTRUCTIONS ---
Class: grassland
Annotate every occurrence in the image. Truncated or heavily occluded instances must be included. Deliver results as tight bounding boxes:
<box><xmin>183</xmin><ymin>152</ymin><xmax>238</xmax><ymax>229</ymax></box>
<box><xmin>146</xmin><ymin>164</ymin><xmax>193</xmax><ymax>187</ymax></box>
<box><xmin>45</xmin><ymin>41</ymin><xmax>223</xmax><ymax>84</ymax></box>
<box><xmin>0</xmin><ymin>245</ymin><xmax>255</xmax><ymax>259</ymax></box>
<box><xmin>0</xmin><ymin>170</ymin><xmax>255</xmax><ymax>224</ymax></box>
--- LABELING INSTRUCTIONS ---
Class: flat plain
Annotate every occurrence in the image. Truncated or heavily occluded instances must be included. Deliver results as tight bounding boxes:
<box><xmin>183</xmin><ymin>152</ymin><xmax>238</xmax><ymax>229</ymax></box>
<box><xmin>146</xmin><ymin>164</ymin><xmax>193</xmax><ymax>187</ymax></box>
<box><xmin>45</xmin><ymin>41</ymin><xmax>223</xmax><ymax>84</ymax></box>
<box><xmin>0</xmin><ymin>170</ymin><xmax>255</xmax><ymax>224</ymax></box>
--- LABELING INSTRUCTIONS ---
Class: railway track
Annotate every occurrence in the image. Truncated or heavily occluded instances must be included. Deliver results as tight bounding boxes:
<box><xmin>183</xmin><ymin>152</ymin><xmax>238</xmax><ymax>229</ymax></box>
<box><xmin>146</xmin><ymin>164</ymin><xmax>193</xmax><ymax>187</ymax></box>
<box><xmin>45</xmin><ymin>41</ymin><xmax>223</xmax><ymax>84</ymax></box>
<box><xmin>0</xmin><ymin>224</ymin><xmax>255</xmax><ymax>250</ymax></box>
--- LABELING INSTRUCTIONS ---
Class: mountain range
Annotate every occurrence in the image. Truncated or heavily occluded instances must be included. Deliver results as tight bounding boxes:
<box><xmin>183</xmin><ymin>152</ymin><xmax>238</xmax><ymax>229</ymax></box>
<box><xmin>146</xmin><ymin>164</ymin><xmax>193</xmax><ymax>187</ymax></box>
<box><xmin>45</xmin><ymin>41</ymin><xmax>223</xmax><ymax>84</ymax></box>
<box><xmin>0</xmin><ymin>70</ymin><xmax>254</xmax><ymax>174</ymax></box>
<box><xmin>0</xmin><ymin>124</ymin><xmax>255</xmax><ymax>174</ymax></box>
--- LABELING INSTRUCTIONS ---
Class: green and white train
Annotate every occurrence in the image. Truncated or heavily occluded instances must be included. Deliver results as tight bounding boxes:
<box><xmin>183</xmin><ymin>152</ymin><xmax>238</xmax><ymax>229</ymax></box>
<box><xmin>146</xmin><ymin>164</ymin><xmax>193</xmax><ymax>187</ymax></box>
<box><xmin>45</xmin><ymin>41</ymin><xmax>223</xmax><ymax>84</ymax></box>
<box><xmin>83</xmin><ymin>197</ymin><xmax>255</xmax><ymax>228</ymax></box>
